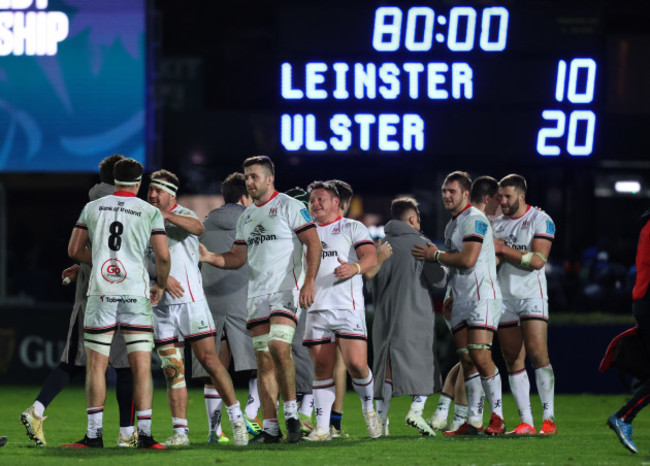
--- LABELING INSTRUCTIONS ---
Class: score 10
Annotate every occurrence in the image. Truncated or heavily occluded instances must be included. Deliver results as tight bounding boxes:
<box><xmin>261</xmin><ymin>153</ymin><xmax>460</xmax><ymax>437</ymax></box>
<box><xmin>537</xmin><ymin>58</ymin><xmax>597</xmax><ymax>157</ymax></box>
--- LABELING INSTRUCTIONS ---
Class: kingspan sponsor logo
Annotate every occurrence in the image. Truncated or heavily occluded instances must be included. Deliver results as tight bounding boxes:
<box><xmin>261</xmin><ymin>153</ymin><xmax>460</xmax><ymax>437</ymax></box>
<box><xmin>247</xmin><ymin>225</ymin><xmax>278</xmax><ymax>245</ymax></box>
<box><xmin>504</xmin><ymin>235</ymin><xmax>527</xmax><ymax>251</ymax></box>
<box><xmin>321</xmin><ymin>241</ymin><xmax>338</xmax><ymax>259</ymax></box>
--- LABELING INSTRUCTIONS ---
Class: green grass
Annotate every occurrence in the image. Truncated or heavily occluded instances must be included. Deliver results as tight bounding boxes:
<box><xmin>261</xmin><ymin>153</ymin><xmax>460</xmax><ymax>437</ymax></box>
<box><xmin>1</xmin><ymin>385</ymin><xmax>648</xmax><ymax>465</ymax></box>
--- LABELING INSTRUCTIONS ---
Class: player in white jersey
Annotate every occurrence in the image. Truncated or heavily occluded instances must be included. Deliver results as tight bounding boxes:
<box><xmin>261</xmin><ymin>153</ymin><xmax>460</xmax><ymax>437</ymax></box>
<box><xmin>145</xmin><ymin>170</ymin><xmax>248</xmax><ymax>447</ymax></box>
<box><xmin>199</xmin><ymin>156</ymin><xmax>322</xmax><ymax>444</ymax></box>
<box><xmin>492</xmin><ymin>174</ymin><xmax>557</xmax><ymax>436</ymax></box>
<box><xmin>412</xmin><ymin>171</ymin><xmax>505</xmax><ymax>436</ymax></box>
<box><xmin>300</xmin><ymin>181</ymin><xmax>381</xmax><ymax>441</ymax></box>
<box><xmin>430</xmin><ymin>176</ymin><xmax>499</xmax><ymax>432</ymax></box>
<box><xmin>64</xmin><ymin>158</ymin><xmax>170</xmax><ymax>450</ymax></box>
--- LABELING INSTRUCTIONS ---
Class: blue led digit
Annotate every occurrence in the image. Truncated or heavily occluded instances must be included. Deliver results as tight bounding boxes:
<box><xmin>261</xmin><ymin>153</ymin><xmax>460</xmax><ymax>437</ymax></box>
<box><xmin>402</xmin><ymin>114</ymin><xmax>425</xmax><ymax>151</ymax></box>
<box><xmin>378</xmin><ymin>63</ymin><xmax>401</xmax><ymax>99</ymax></box>
<box><xmin>567</xmin><ymin>58</ymin><xmax>596</xmax><ymax>104</ymax></box>
<box><xmin>448</xmin><ymin>7</ymin><xmax>476</xmax><ymax>52</ymax></box>
<box><xmin>305</xmin><ymin>114</ymin><xmax>326</xmax><ymax>151</ymax></box>
<box><xmin>305</xmin><ymin>62</ymin><xmax>328</xmax><ymax>99</ymax></box>
<box><xmin>354</xmin><ymin>114</ymin><xmax>376</xmax><ymax>151</ymax></box>
<box><xmin>479</xmin><ymin>7</ymin><xmax>509</xmax><ymax>52</ymax></box>
<box><xmin>354</xmin><ymin>63</ymin><xmax>377</xmax><ymax>99</ymax></box>
<box><xmin>281</xmin><ymin>114</ymin><xmax>303</xmax><ymax>151</ymax></box>
<box><xmin>378</xmin><ymin>114</ymin><xmax>401</xmax><ymax>151</ymax></box>
<box><xmin>281</xmin><ymin>63</ymin><xmax>303</xmax><ymax>99</ymax></box>
<box><xmin>555</xmin><ymin>60</ymin><xmax>566</xmax><ymax>102</ymax></box>
<box><xmin>373</xmin><ymin>7</ymin><xmax>402</xmax><ymax>51</ymax></box>
<box><xmin>567</xmin><ymin>110</ymin><xmax>596</xmax><ymax>156</ymax></box>
<box><xmin>405</xmin><ymin>7</ymin><xmax>434</xmax><ymax>52</ymax></box>
<box><xmin>536</xmin><ymin>110</ymin><xmax>565</xmax><ymax>156</ymax></box>
<box><xmin>330</xmin><ymin>114</ymin><xmax>352</xmax><ymax>151</ymax></box>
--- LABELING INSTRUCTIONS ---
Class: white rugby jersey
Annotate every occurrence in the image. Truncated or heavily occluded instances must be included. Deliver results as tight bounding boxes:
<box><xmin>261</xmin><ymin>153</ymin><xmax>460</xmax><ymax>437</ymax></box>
<box><xmin>492</xmin><ymin>205</ymin><xmax>555</xmax><ymax>300</ymax></box>
<box><xmin>156</xmin><ymin>204</ymin><xmax>205</xmax><ymax>306</ymax></box>
<box><xmin>235</xmin><ymin>191</ymin><xmax>315</xmax><ymax>298</ymax></box>
<box><xmin>444</xmin><ymin>204</ymin><xmax>501</xmax><ymax>303</ymax></box>
<box><xmin>75</xmin><ymin>191</ymin><xmax>165</xmax><ymax>298</ymax></box>
<box><xmin>311</xmin><ymin>216</ymin><xmax>374</xmax><ymax>311</ymax></box>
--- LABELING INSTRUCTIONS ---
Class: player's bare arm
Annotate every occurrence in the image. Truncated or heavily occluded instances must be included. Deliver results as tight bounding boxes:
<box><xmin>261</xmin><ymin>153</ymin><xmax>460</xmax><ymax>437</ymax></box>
<box><xmin>297</xmin><ymin>226</ymin><xmax>322</xmax><ymax>308</ymax></box>
<box><xmin>161</xmin><ymin>210</ymin><xmax>205</xmax><ymax>236</ymax></box>
<box><xmin>198</xmin><ymin>242</ymin><xmax>247</xmax><ymax>269</ymax></box>
<box><xmin>363</xmin><ymin>239</ymin><xmax>392</xmax><ymax>280</ymax></box>
<box><xmin>335</xmin><ymin>243</ymin><xmax>377</xmax><ymax>281</ymax></box>
<box><xmin>151</xmin><ymin>232</ymin><xmax>171</xmax><ymax>288</ymax></box>
<box><xmin>413</xmin><ymin>241</ymin><xmax>482</xmax><ymax>270</ymax></box>
<box><xmin>494</xmin><ymin>237</ymin><xmax>551</xmax><ymax>270</ymax></box>
<box><xmin>68</xmin><ymin>228</ymin><xmax>92</xmax><ymax>265</ymax></box>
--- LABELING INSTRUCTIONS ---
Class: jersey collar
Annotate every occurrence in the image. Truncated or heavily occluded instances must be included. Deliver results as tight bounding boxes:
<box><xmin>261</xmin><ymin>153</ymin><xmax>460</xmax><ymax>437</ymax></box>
<box><xmin>510</xmin><ymin>204</ymin><xmax>531</xmax><ymax>220</ymax></box>
<box><xmin>255</xmin><ymin>190</ymin><xmax>279</xmax><ymax>207</ymax></box>
<box><xmin>452</xmin><ymin>203</ymin><xmax>472</xmax><ymax>220</ymax></box>
<box><xmin>113</xmin><ymin>191</ymin><xmax>136</xmax><ymax>197</ymax></box>
<box><xmin>317</xmin><ymin>216</ymin><xmax>342</xmax><ymax>227</ymax></box>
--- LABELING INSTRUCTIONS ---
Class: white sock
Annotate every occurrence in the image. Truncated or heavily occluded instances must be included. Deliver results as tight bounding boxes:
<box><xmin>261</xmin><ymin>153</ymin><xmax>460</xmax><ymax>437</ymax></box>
<box><xmin>535</xmin><ymin>364</ymin><xmax>555</xmax><ymax>420</ymax></box>
<box><xmin>465</xmin><ymin>373</ymin><xmax>483</xmax><ymax>426</ymax></box>
<box><xmin>481</xmin><ymin>368</ymin><xmax>503</xmax><ymax>418</ymax></box>
<box><xmin>86</xmin><ymin>406</ymin><xmax>103</xmax><ymax>439</ymax></box>
<box><xmin>299</xmin><ymin>393</ymin><xmax>314</xmax><ymax>417</ymax></box>
<box><xmin>434</xmin><ymin>394</ymin><xmax>452</xmax><ymax>419</ymax></box>
<box><xmin>262</xmin><ymin>418</ymin><xmax>279</xmax><ymax>436</ymax></box>
<box><xmin>284</xmin><ymin>399</ymin><xmax>299</xmax><ymax>420</ymax></box>
<box><xmin>172</xmin><ymin>417</ymin><xmax>188</xmax><ymax>436</ymax></box>
<box><xmin>119</xmin><ymin>426</ymin><xmax>135</xmax><ymax>437</ymax></box>
<box><xmin>204</xmin><ymin>387</ymin><xmax>223</xmax><ymax>435</ymax></box>
<box><xmin>225</xmin><ymin>400</ymin><xmax>244</xmax><ymax>426</ymax></box>
<box><xmin>351</xmin><ymin>370</ymin><xmax>375</xmax><ymax>414</ymax></box>
<box><xmin>410</xmin><ymin>395</ymin><xmax>428</xmax><ymax>413</ymax></box>
<box><xmin>33</xmin><ymin>401</ymin><xmax>45</xmax><ymax>417</ymax></box>
<box><xmin>375</xmin><ymin>379</ymin><xmax>392</xmax><ymax>420</ymax></box>
<box><xmin>245</xmin><ymin>378</ymin><xmax>260</xmax><ymax>419</ymax></box>
<box><xmin>136</xmin><ymin>409</ymin><xmax>152</xmax><ymax>437</ymax></box>
<box><xmin>453</xmin><ymin>404</ymin><xmax>469</xmax><ymax>425</ymax></box>
<box><xmin>313</xmin><ymin>379</ymin><xmax>336</xmax><ymax>431</ymax></box>
<box><xmin>509</xmin><ymin>369</ymin><xmax>533</xmax><ymax>426</ymax></box>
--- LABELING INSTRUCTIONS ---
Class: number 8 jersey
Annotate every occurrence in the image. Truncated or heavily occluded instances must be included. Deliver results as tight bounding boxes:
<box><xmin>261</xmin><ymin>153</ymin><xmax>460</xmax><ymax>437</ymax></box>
<box><xmin>74</xmin><ymin>191</ymin><xmax>166</xmax><ymax>298</ymax></box>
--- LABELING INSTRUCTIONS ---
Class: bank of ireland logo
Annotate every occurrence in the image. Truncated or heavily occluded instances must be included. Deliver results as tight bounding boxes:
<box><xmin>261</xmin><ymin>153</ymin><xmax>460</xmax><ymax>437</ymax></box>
<box><xmin>101</xmin><ymin>258</ymin><xmax>127</xmax><ymax>284</ymax></box>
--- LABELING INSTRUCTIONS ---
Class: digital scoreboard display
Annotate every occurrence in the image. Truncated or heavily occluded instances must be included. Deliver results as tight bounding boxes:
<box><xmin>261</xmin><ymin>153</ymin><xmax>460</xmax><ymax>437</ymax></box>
<box><xmin>0</xmin><ymin>0</ymin><xmax>145</xmax><ymax>172</ymax></box>
<box><xmin>277</xmin><ymin>3</ymin><xmax>602</xmax><ymax>160</ymax></box>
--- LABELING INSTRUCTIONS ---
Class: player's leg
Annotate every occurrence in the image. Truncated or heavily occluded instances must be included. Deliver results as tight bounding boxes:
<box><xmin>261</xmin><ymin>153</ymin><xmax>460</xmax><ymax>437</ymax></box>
<box><xmin>156</xmin><ymin>342</ymin><xmax>189</xmax><ymax>446</ymax></box>
<box><xmin>521</xmin><ymin>318</ymin><xmax>556</xmax><ymax>434</ymax></box>
<box><xmin>430</xmin><ymin>362</ymin><xmax>459</xmax><ymax>430</ymax></box>
<box><xmin>304</xmin><ymin>341</ymin><xmax>336</xmax><ymax>441</ymax></box>
<box><xmin>375</xmin><ymin>357</ymin><xmax>392</xmax><ymax>435</ymax></box>
<box><xmin>330</xmin><ymin>347</ymin><xmax>348</xmax><ymax>435</ymax></box>
<box><xmin>499</xmin><ymin>322</ymin><xmax>535</xmax><ymax>434</ymax></box>
<box><xmin>204</xmin><ymin>335</ymin><xmax>231</xmax><ymax>443</ymax></box>
<box><xmin>191</xmin><ymin>335</ymin><xmax>246</xmax><ymax>446</ymax></box>
<box><xmin>337</xmin><ymin>337</ymin><xmax>382</xmax><ymax>438</ymax></box>
<box><xmin>450</xmin><ymin>364</ymin><xmax>469</xmax><ymax>430</ymax></box>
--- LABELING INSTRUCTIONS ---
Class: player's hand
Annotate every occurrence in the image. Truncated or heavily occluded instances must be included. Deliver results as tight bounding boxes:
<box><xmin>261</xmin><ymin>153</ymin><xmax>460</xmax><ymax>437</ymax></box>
<box><xmin>411</xmin><ymin>242</ymin><xmax>438</xmax><ymax>261</ymax></box>
<box><xmin>377</xmin><ymin>239</ymin><xmax>393</xmax><ymax>262</ymax></box>
<box><xmin>150</xmin><ymin>283</ymin><xmax>164</xmax><ymax>305</ymax></box>
<box><xmin>442</xmin><ymin>296</ymin><xmax>453</xmax><ymax>320</ymax></box>
<box><xmin>61</xmin><ymin>264</ymin><xmax>80</xmax><ymax>285</ymax></box>
<box><xmin>334</xmin><ymin>257</ymin><xmax>358</xmax><ymax>280</ymax></box>
<box><xmin>165</xmin><ymin>275</ymin><xmax>184</xmax><ymax>298</ymax></box>
<box><xmin>494</xmin><ymin>238</ymin><xmax>506</xmax><ymax>255</ymax></box>
<box><xmin>198</xmin><ymin>243</ymin><xmax>211</xmax><ymax>263</ymax></box>
<box><xmin>299</xmin><ymin>280</ymin><xmax>315</xmax><ymax>309</ymax></box>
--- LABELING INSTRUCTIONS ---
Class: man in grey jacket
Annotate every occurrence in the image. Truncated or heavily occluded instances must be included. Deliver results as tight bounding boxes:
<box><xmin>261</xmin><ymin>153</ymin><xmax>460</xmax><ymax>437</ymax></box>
<box><xmin>193</xmin><ymin>172</ymin><xmax>260</xmax><ymax>442</ymax></box>
<box><xmin>368</xmin><ymin>197</ymin><xmax>446</xmax><ymax>436</ymax></box>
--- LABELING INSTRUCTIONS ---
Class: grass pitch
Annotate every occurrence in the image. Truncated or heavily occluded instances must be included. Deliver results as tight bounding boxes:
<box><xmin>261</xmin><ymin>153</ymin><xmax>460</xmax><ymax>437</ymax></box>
<box><xmin>1</xmin><ymin>385</ymin><xmax>648</xmax><ymax>465</ymax></box>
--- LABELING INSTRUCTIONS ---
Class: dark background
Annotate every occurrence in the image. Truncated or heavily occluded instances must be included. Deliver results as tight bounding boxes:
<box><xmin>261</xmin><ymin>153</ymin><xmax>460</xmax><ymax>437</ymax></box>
<box><xmin>1</xmin><ymin>0</ymin><xmax>649</xmax><ymax>313</ymax></box>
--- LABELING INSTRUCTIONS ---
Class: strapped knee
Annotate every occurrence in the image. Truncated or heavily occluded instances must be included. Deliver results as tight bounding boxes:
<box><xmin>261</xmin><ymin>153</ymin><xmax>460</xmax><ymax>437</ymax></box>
<box><xmin>157</xmin><ymin>347</ymin><xmax>186</xmax><ymax>389</ymax></box>
<box><xmin>268</xmin><ymin>324</ymin><xmax>295</xmax><ymax>345</ymax></box>
<box><xmin>467</xmin><ymin>343</ymin><xmax>492</xmax><ymax>351</ymax></box>
<box><xmin>84</xmin><ymin>332</ymin><xmax>114</xmax><ymax>356</ymax></box>
<box><xmin>251</xmin><ymin>334</ymin><xmax>269</xmax><ymax>352</ymax></box>
<box><xmin>123</xmin><ymin>332</ymin><xmax>154</xmax><ymax>353</ymax></box>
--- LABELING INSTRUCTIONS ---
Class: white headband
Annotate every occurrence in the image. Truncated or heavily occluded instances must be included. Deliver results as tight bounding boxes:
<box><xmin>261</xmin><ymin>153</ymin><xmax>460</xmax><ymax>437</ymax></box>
<box><xmin>150</xmin><ymin>178</ymin><xmax>178</xmax><ymax>196</ymax></box>
<box><xmin>114</xmin><ymin>175</ymin><xmax>142</xmax><ymax>186</ymax></box>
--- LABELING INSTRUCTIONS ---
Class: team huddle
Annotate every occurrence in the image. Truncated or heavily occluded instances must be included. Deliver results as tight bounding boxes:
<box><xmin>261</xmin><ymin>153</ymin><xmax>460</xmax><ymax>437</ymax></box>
<box><xmin>19</xmin><ymin>154</ymin><xmax>556</xmax><ymax>449</ymax></box>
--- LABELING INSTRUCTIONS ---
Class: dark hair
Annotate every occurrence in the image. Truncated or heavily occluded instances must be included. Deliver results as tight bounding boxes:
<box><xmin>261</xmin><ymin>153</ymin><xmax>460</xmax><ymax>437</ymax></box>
<box><xmin>329</xmin><ymin>179</ymin><xmax>353</xmax><ymax>203</ymax></box>
<box><xmin>99</xmin><ymin>154</ymin><xmax>125</xmax><ymax>184</ymax></box>
<box><xmin>222</xmin><ymin>172</ymin><xmax>248</xmax><ymax>204</ymax></box>
<box><xmin>243</xmin><ymin>155</ymin><xmax>274</xmax><ymax>176</ymax></box>
<box><xmin>443</xmin><ymin>171</ymin><xmax>472</xmax><ymax>192</ymax></box>
<box><xmin>470</xmin><ymin>176</ymin><xmax>498</xmax><ymax>204</ymax></box>
<box><xmin>391</xmin><ymin>197</ymin><xmax>420</xmax><ymax>221</ymax></box>
<box><xmin>307</xmin><ymin>180</ymin><xmax>340</xmax><ymax>199</ymax></box>
<box><xmin>499</xmin><ymin>173</ymin><xmax>528</xmax><ymax>193</ymax></box>
<box><xmin>114</xmin><ymin>158</ymin><xmax>143</xmax><ymax>185</ymax></box>
<box><xmin>285</xmin><ymin>186</ymin><xmax>309</xmax><ymax>207</ymax></box>
<box><xmin>150</xmin><ymin>169</ymin><xmax>180</xmax><ymax>190</ymax></box>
